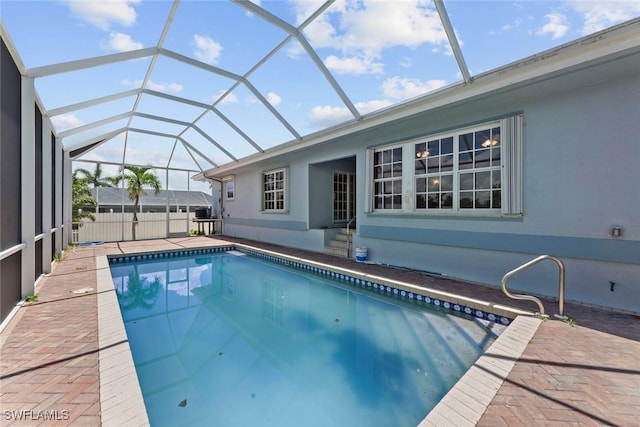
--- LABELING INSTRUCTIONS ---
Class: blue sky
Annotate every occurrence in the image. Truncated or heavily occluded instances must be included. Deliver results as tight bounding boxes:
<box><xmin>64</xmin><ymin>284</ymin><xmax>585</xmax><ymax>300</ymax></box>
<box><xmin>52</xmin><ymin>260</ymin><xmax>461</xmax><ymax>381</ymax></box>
<box><xmin>2</xmin><ymin>0</ymin><xmax>639</xmax><ymax>189</ymax></box>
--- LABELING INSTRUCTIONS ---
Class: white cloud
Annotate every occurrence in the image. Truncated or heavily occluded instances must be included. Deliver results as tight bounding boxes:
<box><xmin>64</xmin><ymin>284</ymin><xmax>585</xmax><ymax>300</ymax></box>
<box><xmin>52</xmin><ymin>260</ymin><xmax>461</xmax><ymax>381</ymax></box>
<box><xmin>212</xmin><ymin>90</ymin><xmax>238</xmax><ymax>105</ymax></box>
<box><xmin>567</xmin><ymin>1</ymin><xmax>640</xmax><ymax>35</ymax></box>
<box><xmin>51</xmin><ymin>114</ymin><xmax>84</xmax><ymax>132</ymax></box>
<box><xmin>382</xmin><ymin>77</ymin><xmax>447</xmax><ymax>99</ymax></box>
<box><xmin>354</xmin><ymin>99</ymin><xmax>394</xmax><ymax>114</ymax></box>
<box><xmin>325</xmin><ymin>54</ymin><xmax>384</xmax><ymax>75</ymax></box>
<box><xmin>308</xmin><ymin>105</ymin><xmax>353</xmax><ymax>127</ymax></box>
<box><xmin>124</xmin><ymin>79</ymin><xmax>183</xmax><ymax>93</ymax></box>
<box><xmin>267</xmin><ymin>92</ymin><xmax>281</xmax><ymax>106</ymax></box>
<box><xmin>502</xmin><ymin>18</ymin><xmax>523</xmax><ymax>32</ymax></box>
<box><xmin>536</xmin><ymin>13</ymin><xmax>569</xmax><ymax>39</ymax></box>
<box><xmin>308</xmin><ymin>99</ymin><xmax>392</xmax><ymax>127</ymax></box>
<box><xmin>193</xmin><ymin>34</ymin><xmax>223</xmax><ymax>65</ymax></box>
<box><xmin>400</xmin><ymin>57</ymin><xmax>413</xmax><ymax>68</ymax></box>
<box><xmin>61</xmin><ymin>0</ymin><xmax>140</xmax><ymax>30</ymax></box>
<box><xmin>146</xmin><ymin>80</ymin><xmax>183</xmax><ymax>93</ymax></box>
<box><xmin>291</xmin><ymin>0</ymin><xmax>448</xmax><ymax>76</ymax></box>
<box><xmin>105</xmin><ymin>32</ymin><xmax>142</xmax><ymax>52</ymax></box>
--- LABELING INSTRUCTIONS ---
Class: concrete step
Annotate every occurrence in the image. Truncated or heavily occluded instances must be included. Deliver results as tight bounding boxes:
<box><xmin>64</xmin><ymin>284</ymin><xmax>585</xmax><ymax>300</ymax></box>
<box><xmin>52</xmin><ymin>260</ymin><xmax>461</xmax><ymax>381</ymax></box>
<box><xmin>340</xmin><ymin>227</ymin><xmax>355</xmax><ymax>235</ymax></box>
<box><xmin>328</xmin><ymin>239</ymin><xmax>349</xmax><ymax>249</ymax></box>
<box><xmin>334</xmin><ymin>233</ymin><xmax>350</xmax><ymax>242</ymax></box>
<box><xmin>324</xmin><ymin>246</ymin><xmax>350</xmax><ymax>258</ymax></box>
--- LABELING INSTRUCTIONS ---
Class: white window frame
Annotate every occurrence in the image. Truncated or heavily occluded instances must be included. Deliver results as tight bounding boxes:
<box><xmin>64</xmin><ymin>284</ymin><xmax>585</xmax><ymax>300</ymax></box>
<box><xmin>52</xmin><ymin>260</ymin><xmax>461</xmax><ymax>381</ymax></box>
<box><xmin>225</xmin><ymin>180</ymin><xmax>235</xmax><ymax>201</ymax></box>
<box><xmin>366</xmin><ymin>115</ymin><xmax>523</xmax><ymax>216</ymax></box>
<box><xmin>261</xmin><ymin>167</ymin><xmax>287</xmax><ymax>212</ymax></box>
<box><xmin>371</xmin><ymin>146</ymin><xmax>404</xmax><ymax>211</ymax></box>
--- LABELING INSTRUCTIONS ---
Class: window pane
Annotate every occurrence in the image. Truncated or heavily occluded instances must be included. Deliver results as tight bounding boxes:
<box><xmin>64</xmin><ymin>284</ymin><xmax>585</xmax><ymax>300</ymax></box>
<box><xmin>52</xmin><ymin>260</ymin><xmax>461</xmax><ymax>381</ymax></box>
<box><xmin>491</xmin><ymin>147</ymin><xmax>501</xmax><ymax>166</ymax></box>
<box><xmin>460</xmin><ymin>133</ymin><xmax>473</xmax><ymax>151</ymax></box>
<box><xmin>392</xmin><ymin>162</ymin><xmax>402</xmax><ymax>176</ymax></box>
<box><xmin>441</xmin><ymin>137</ymin><xmax>453</xmax><ymax>154</ymax></box>
<box><xmin>493</xmin><ymin>190</ymin><xmax>501</xmax><ymax>208</ymax></box>
<box><xmin>475</xmin><ymin>129</ymin><xmax>490</xmax><ymax>149</ymax></box>
<box><xmin>427</xmin><ymin>157</ymin><xmax>439</xmax><ymax>173</ymax></box>
<box><xmin>384</xmin><ymin>181</ymin><xmax>393</xmax><ymax>194</ymax></box>
<box><xmin>475</xmin><ymin>149</ymin><xmax>490</xmax><ymax>168</ymax></box>
<box><xmin>393</xmin><ymin>179</ymin><xmax>402</xmax><ymax>194</ymax></box>
<box><xmin>374</xmin><ymin>151</ymin><xmax>383</xmax><ymax>165</ymax></box>
<box><xmin>393</xmin><ymin>195</ymin><xmax>402</xmax><ymax>208</ymax></box>
<box><xmin>416</xmin><ymin>194</ymin><xmax>426</xmax><ymax>209</ymax></box>
<box><xmin>374</xmin><ymin>182</ymin><xmax>382</xmax><ymax>195</ymax></box>
<box><xmin>460</xmin><ymin>173</ymin><xmax>473</xmax><ymax>191</ymax></box>
<box><xmin>428</xmin><ymin>194</ymin><xmax>439</xmax><ymax>208</ymax></box>
<box><xmin>460</xmin><ymin>192</ymin><xmax>473</xmax><ymax>208</ymax></box>
<box><xmin>491</xmin><ymin>127</ymin><xmax>500</xmax><ymax>146</ymax></box>
<box><xmin>427</xmin><ymin>140</ymin><xmax>439</xmax><ymax>156</ymax></box>
<box><xmin>441</xmin><ymin>154</ymin><xmax>454</xmax><ymax>172</ymax></box>
<box><xmin>374</xmin><ymin>166</ymin><xmax>382</xmax><ymax>179</ymax></box>
<box><xmin>492</xmin><ymin>170</ymin><xmax>501</xmax><ymax>189</ymax></box>
<box><xmin>476</xmin><ymin>191</ymin><xmax>490</xmax><ymax>208</ymax></box>
<box><xmin>416</xmin><ymin>177</ymin><xmax>426</xmax><ymax>192</ymax></box>
<box><xmin>428</xmin><ymin>177</ymin><xmax>440</xmax><ymax>192</ymax></box>
<box><xmin>441</xmin><ymin>175</ymin><xmax>453</xmax><ymax>191</ymax></box>
<box><xmin>476</xmin><ymin>171</ymin><xmax>491</xmax><ymax>189</ymax></box>
<box><xmin>383</xmin><ymin>150</ymin><xmax>392</xmax><ymax>164</ymax></box>
<box><xmin>441</xmin><ymin>193</ymin><xmax>453</xmax><ymax>208</ymax></box>
<box><xmin>383</xmin><ymin>196</ymin><xmax>393</xmax><ymax>209</ymax></box>
<box><xmin>382</xmin><ymin>164</ymin><xmax>392</xmax><ymax>178</ymax></box>
<box><xmin>459</xmin><ymin>152</ymin><xmax>473</xmax><ymax>169</ymax></box>
<box><xmin>415</xmin><ymin>159</ymin><xmax>426</xmax><ymax>175</ymax></box>
<box><xmin>375</xmin><ymin>197</ymin><xmax>383</xmax><ymax>209</ymax></box>
<box><xmin>393</xmin><ymin>147</ymin><xmax>402</xmax><ymax>162</ymax></box>
<box><xmin>415</xmin><ymin>142</ymin><xmax>426</xmax><ymax>158</ymax></box>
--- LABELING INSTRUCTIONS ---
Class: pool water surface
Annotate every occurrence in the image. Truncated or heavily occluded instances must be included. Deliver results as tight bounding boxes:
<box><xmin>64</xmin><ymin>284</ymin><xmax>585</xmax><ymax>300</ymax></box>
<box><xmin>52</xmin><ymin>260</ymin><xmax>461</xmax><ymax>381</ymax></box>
<box><xmin>110</xmin><ymin>251</ymin><xmax>498</xmax><ymax>426</ymax></box>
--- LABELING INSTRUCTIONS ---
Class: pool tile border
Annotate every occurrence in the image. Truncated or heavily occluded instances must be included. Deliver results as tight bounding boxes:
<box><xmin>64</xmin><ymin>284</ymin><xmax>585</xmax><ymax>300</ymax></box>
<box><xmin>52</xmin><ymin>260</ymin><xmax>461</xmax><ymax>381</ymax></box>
<box><xmin>107</xmin><ymin>244</ymin><xmax>531</xmax><ymax>325</ymax></box>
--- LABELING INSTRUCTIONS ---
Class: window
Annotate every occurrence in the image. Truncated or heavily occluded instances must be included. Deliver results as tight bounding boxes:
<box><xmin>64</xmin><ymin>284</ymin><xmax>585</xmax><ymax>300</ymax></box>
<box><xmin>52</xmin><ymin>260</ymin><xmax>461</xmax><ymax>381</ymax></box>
<box><xmin>262</xmin><ymin>168</ymin><xmax>286</xmax><ymax>211</ymax></box>
<box><xmin>368</xmin><ymin>115</ymin><xmax>522</xmax><ymax>215</ymax></box>
<box><xmin>225</xmin><ymin>180</ymin><xmax>234</xmax><ymax>201</ymax></box>
<box><xmin>372</xmin><ymin>146</ymin><xmax>403</xmax><ymax>210</ymax></box>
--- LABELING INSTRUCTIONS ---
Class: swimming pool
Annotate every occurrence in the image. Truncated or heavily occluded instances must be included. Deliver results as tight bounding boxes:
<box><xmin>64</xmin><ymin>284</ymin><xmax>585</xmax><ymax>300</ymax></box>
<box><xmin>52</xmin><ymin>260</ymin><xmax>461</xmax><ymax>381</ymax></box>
<box><xmin>109</xmin><ymin>248</ymin><xmax>503</xmax><ymax>426</ymax></box>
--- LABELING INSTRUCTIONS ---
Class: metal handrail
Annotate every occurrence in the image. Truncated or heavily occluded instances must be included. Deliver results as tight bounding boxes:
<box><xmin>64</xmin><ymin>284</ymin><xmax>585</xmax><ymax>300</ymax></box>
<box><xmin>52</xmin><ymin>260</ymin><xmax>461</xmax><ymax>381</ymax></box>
<box><xmin>501</xmin><ymin>255</ymin><xmax>567</xmax><ymax>319</ymax></box>
<box><xmin>345</xmin><ymin>216</ymin><xmax>356</xmax><ymax>258</ymax></box>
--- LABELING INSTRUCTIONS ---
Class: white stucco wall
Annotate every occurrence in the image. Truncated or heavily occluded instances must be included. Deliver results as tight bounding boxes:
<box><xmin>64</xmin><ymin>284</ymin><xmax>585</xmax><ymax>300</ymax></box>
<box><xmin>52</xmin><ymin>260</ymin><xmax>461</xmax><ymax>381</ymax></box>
<box><xmin>216</xmin><ymin>51</ymin><xmax>640</xmax><ymax>312</ymax></box>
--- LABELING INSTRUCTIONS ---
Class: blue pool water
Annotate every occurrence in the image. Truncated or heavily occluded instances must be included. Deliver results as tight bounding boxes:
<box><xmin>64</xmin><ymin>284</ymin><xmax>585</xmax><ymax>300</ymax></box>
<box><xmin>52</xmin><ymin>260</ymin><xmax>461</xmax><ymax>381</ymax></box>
<box><xmin>111</xmin><ymin>251</ymin><xmax>497</xmax><ymax>427</ymax></box>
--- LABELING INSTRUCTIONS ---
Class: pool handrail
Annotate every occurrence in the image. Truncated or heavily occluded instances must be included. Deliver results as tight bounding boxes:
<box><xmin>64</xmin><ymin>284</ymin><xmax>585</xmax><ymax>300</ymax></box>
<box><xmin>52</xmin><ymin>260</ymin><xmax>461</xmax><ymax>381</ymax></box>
<box><xmin>501</xmin><ymin>254</ymin><xmax>567</xmax><ymax>319</ymax></box>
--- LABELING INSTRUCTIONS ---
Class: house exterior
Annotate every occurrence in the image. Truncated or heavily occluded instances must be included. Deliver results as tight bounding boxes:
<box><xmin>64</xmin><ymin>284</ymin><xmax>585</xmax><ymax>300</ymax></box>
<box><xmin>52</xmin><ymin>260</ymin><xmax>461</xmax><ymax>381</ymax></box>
<box><xmin>204</xmin><ymin>20</ymin><xmax>640</xmax><ymax>313</ymax></box>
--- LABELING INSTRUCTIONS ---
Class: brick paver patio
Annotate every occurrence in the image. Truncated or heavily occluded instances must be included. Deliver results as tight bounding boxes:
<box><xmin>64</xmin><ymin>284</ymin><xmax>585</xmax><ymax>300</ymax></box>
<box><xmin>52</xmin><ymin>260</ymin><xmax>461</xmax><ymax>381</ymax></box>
<box><xmin>1</xmin><ymin>236</ymin><xmax>638</xmax><ymax>426</ymax></box>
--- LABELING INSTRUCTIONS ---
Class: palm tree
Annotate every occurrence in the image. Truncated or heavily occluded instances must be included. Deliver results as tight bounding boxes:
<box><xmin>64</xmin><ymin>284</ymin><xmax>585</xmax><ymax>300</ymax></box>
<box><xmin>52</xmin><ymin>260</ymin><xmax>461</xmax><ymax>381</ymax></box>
<box><xmin>117</xmin><ymin>269</ymin><xmax>161</xmax><ymax>311</ymax></box>
<box><xmin>115</xmin><ymin>166</ymin><xmax>162</xmax><ymax>240</ymax></box>
<box><xmin>74</xmin><ymin>163</ymin><xmax>117</xmax><ymax>211</ymax></box>
<box><xmin>72</xmin><ymin>171</ymin><xmax>97</xmax><ymax>228</ymax></box>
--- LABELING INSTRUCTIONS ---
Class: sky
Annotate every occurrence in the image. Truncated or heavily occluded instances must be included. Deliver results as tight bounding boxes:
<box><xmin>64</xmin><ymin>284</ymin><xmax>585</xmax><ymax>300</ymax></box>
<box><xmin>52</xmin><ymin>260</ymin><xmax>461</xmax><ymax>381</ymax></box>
<box><xmin>2</xmin><ymin>0</ymin><xmax>639</xmax><ymax>190</ymax></box>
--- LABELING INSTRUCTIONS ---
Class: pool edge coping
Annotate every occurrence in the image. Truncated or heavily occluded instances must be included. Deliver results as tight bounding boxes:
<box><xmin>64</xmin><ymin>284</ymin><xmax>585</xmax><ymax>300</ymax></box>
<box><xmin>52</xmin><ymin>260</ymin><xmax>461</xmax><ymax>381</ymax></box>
<box><xmin>97</xmin><ymin>255</ymin><xmax>150</xmax><ymax>427</ymax></box>
<box><xmin>97</xmin><ymin>243</ymin><xmax>540</xmax><ymax>426</ymax></box>
<box><xmin>419</xmin><ymin>315</ymin><xmax>542</xmax><ymax>426</ymax></box>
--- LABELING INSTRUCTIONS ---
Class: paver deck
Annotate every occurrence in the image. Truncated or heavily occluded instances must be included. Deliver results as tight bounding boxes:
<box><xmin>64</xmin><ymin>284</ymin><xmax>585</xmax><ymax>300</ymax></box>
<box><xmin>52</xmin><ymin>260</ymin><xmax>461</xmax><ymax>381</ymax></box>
<box><xmin>1</xmin><ymin>236</ymin><xmax>638</xmax><ymax>426</ymax></box>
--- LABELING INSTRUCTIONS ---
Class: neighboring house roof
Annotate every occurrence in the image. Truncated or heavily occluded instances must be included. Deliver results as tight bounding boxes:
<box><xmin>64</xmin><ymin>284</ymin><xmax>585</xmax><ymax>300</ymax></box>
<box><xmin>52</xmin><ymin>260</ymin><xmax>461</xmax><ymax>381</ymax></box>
<box><xmin>91</xmin><ymin>188</ymin><xmax>212</xmax><ymax>207</ymax></box>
